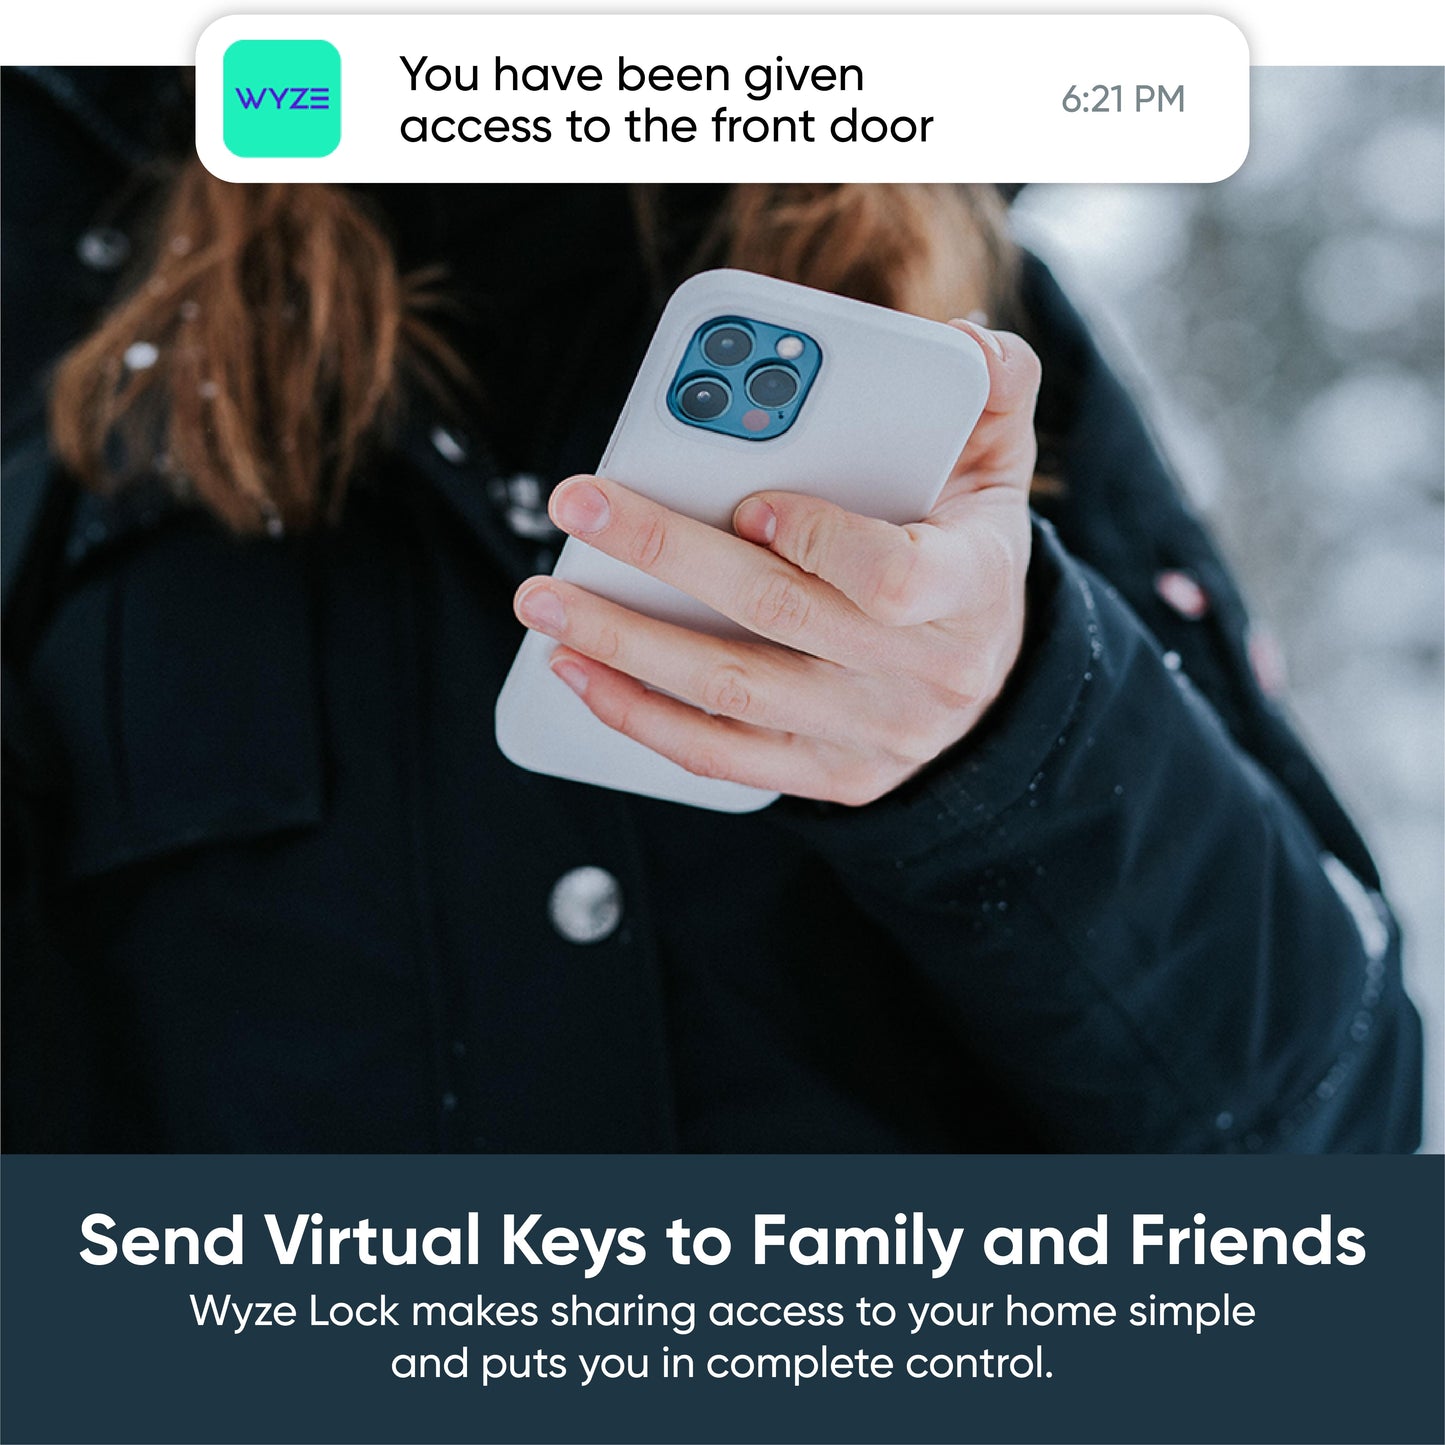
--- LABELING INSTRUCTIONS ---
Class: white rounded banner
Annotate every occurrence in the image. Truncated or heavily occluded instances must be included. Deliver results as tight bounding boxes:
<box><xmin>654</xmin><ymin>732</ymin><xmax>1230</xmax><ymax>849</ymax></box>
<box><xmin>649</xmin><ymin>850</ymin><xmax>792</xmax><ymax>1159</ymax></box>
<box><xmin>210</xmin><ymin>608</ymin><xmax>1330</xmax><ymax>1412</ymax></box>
<box><xmin>195</xmin><ymin>13</ymin><xmax>1250</xmax><ymax>183</ymax></box>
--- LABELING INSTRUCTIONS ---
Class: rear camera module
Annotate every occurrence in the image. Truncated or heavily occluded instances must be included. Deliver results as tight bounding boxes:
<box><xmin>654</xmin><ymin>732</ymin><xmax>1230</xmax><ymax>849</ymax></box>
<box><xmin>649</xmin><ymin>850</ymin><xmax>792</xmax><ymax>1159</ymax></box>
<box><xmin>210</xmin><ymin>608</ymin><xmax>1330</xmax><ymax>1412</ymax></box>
<box><xmin>668</xmin><ymin>314</ymin><xmax>820</xmax><ymax>440</ymax></box>
<box><xmin>746</xmin><ymin>365</ymin><xmax>799</xmax><ymax>409</ymax></box>
<box><xmin>677</xmin><ymin>375</ymin><xmax>732</xmax><ymax>421</ymax></box>
<box><xmin>702</xmin><ymin>325</ymin><xmax>754</xmax><ymax>367</ymax></box>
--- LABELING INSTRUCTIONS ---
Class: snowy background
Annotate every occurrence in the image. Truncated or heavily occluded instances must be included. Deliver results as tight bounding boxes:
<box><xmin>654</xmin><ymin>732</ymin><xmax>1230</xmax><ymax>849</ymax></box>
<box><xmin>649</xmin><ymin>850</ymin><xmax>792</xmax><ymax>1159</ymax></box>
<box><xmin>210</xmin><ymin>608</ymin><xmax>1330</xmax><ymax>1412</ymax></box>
<box><xmin>1013</xmin><ymin>68</ymin><xmax>1444</xmax><ymax>1152</ymax></box>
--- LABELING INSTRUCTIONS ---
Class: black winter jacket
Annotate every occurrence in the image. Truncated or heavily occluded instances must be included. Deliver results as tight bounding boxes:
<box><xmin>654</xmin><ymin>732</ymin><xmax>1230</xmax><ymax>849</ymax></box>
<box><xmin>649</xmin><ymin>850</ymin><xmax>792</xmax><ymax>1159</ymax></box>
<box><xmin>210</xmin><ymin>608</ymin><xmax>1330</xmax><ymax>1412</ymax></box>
<box><xmin>1</xmin><ymin>68</ymin><xmax>1423</xmax><ymax>1153</ymax></box>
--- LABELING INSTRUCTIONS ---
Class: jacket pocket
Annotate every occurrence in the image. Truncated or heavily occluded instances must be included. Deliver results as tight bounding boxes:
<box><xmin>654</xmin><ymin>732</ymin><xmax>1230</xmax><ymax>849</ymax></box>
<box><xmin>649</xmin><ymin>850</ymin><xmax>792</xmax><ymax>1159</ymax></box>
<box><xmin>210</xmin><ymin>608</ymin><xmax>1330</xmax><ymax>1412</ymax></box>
<box><xmin>28</xmin><ymin>521</ymin><xmax>324</xmax><ymax>879</ymax></box>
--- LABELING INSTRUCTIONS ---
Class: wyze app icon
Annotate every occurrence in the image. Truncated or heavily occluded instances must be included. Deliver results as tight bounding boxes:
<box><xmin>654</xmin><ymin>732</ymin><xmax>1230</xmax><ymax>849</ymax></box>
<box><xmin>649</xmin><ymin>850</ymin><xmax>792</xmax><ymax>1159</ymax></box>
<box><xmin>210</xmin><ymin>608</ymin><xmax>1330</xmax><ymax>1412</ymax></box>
<box><xmin>224</xmin><ymin>40</ymin><xmax>341</xmax><ymax>157</ymax></box>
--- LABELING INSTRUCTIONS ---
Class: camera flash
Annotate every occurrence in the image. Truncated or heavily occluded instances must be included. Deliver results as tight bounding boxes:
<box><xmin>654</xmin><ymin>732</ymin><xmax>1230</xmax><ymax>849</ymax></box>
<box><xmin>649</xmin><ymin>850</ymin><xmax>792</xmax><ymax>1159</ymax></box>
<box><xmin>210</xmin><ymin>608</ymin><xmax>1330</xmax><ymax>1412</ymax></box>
<box><xmin>776</xmin><ymin>335</ymin><xmax>804</xmax><ymax>360</ymax></box>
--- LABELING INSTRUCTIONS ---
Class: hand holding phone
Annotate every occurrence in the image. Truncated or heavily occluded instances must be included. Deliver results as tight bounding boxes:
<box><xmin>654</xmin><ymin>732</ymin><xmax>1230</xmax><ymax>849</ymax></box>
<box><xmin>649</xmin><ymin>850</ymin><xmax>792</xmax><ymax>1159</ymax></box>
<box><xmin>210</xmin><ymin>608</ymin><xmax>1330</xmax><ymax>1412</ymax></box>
<box><xmin>495</xmin><ymin>270</ymin><xmax>1039</xmax><ymax>811</ymax></box>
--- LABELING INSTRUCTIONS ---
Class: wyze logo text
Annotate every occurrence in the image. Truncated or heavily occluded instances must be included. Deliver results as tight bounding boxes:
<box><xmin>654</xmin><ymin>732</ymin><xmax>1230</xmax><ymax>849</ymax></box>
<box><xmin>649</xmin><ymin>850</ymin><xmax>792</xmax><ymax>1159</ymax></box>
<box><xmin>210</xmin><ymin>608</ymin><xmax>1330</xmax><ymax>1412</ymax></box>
<box><xmin>233</xmin><ymin>86</ymin><xmax>332</xmax><ymax>111</ymax></box>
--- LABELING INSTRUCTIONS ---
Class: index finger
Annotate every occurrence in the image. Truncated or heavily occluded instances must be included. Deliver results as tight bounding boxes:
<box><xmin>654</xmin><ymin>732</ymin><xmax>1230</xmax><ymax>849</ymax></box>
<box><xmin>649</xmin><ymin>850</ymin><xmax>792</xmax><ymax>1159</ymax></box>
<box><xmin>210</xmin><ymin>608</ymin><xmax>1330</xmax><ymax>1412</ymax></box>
<box><xmin>734</xmin><ymin>490</ymin><xmax>1024</xmax><ymax>628</ymax></box>
<box><xmin>547</xmin><ymin>474</ymin><xmax>893</xmax><ymax>666</ymax></box>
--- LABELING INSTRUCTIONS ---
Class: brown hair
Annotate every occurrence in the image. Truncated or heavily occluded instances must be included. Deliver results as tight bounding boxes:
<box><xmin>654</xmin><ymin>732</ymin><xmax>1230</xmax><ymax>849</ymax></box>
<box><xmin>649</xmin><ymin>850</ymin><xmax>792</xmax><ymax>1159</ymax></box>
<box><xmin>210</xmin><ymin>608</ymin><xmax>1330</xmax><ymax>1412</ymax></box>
<box><xmin>705</xmin><ymin>183</ymin><xmax>1014</xmax><ymax>328</ymax></box>
<box><xmin>50</xmin><ymin>170</ymin><xmax>1017</xmax><ymax>535</ymax></box>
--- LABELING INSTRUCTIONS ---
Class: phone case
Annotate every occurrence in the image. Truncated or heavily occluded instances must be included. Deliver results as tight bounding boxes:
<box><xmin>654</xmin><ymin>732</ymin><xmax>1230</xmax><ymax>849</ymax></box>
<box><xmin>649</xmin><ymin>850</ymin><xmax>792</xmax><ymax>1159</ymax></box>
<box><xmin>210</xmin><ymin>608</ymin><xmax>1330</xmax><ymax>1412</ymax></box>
<box><xmin>494</xmin><ymin>269</ymin><xmax>991</xmax><ymax>812</ymax></box>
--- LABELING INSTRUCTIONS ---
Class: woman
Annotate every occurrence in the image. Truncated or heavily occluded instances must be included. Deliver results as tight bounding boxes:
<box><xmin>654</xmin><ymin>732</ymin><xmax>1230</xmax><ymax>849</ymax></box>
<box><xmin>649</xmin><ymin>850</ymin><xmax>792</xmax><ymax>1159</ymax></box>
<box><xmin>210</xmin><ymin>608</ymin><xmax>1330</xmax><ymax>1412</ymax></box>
<box><xmin>1</xmin><ymin>67</ymin><xmax>1422</xmax><ymax>1152</ymax></box>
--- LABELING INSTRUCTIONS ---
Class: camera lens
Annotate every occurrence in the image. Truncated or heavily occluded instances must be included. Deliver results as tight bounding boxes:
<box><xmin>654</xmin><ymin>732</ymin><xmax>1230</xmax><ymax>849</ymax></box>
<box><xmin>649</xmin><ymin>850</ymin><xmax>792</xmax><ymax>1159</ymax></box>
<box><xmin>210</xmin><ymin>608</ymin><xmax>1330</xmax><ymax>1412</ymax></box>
<box><xmin>746</xmin><ymin>365</ymin><xmax>799</xmax><ymax>409</ymax></box>
<box><xmin>702</xmin><ymin>325</ymin><xmax>753</xmax><ymax>367</ymax></box>
<box><xmin>677</xmin><ymin>376</ymin><xmax>732</xmax><ymax>421</ymax></box>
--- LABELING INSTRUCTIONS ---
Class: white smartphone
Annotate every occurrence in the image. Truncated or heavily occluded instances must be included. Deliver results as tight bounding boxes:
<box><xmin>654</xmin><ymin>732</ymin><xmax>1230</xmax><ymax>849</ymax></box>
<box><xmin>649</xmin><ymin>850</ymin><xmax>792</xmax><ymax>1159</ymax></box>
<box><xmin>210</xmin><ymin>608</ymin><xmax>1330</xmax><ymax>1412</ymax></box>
<box><xmin>494</xmin><ymin>268</ymin><xmax>991</xmax><ymax>812</ymax></box>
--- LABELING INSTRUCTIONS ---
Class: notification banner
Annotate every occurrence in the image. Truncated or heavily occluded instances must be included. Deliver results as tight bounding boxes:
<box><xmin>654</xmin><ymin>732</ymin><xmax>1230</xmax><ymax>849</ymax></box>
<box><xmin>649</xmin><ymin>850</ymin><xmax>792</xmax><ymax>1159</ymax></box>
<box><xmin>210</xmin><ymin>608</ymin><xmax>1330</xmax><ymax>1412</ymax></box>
<box><xmin>194</xmin><ymin>13</ymin><xmax>1249</xmax><ymax>184</ymax></box>
<box><xmin>3</xmin><ymin>1153</ymin><xmax>1441</xmax><ymax>1444</ymax></box>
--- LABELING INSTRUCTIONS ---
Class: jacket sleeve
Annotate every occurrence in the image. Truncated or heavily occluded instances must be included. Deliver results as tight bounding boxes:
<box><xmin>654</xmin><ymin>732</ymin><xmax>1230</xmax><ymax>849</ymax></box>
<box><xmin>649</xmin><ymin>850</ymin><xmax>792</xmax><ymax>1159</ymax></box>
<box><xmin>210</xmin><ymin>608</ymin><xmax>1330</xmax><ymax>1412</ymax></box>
<box><xmin>774</xmin><ymin>516</ymin><xmax>1423</xmax><ymax>1153</ymax></box>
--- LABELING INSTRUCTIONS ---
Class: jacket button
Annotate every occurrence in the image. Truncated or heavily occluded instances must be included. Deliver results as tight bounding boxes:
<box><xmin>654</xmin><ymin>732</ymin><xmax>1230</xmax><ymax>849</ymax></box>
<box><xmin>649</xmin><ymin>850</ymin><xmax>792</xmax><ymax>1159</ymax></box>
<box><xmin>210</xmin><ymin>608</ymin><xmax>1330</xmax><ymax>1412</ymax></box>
<box><xmin>77</xmin><ymin>227</ymin><xmax>131</xmax><ymax>272</ymax></box>
<box><xmin>548</xmin><ymin>866</ymin><xmax>623</xmax><ymax>945</ymax></box>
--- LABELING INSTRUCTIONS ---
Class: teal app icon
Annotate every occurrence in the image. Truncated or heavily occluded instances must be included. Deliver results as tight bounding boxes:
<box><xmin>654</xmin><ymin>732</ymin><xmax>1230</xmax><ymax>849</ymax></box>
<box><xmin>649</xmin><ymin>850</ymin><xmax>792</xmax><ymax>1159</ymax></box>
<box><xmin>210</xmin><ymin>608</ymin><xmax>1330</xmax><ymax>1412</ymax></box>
<box><xmin>224</xmin><ymin>39</ymin><xmax>341</xmax><ymax>158</ymax></box>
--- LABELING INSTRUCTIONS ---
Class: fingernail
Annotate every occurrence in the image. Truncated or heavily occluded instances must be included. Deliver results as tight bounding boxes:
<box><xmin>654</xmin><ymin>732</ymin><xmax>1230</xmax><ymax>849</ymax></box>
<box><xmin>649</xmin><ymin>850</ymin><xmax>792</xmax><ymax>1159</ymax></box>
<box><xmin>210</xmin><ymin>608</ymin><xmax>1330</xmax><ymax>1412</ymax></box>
<box><xmin>975</xmin><ymin>326</ymin><xmax>1005</xmax><ymax>360</ymax></box>
<box><xmin>551</xmin><ymin>657</ymin><xmax>589</xmax><ymax>697</ymax></box>
<box><xmin>734</xmin><ymin>497</ymin><xmax>777</xmax><ymax>544</ymax></box>
<box><xmin>551</xmin><ymin>480</ymin><xmax>610</xmax><ymax>535</ymax></box>
<box><xmin>517</xmin><ymin>585</ymin><xmax>566</xmax><ymax>634</ymax></box>
<box><xmin>952</xmin><ymin>318</ymin><xmax>1005</xmax><ymax>359</ymax></box>
<box><xmin>965</xmin><ymin>309</ymin><xmax>989</xmax><ymax>325</ymax></box>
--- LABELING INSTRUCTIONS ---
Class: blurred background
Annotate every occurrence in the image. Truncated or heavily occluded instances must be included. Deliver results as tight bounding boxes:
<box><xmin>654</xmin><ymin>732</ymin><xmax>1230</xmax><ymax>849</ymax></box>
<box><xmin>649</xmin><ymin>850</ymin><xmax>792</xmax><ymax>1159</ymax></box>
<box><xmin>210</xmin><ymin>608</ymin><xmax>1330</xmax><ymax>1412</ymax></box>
<box><xmin>1013</xmin><ymin>68</ymin><xmax>1444</xmax><ymax>1151</ymax></box>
